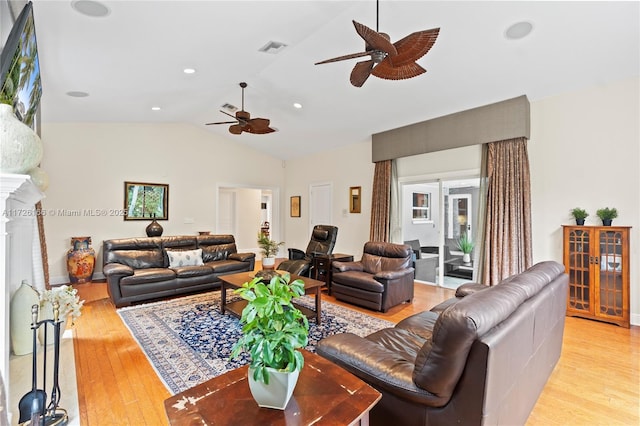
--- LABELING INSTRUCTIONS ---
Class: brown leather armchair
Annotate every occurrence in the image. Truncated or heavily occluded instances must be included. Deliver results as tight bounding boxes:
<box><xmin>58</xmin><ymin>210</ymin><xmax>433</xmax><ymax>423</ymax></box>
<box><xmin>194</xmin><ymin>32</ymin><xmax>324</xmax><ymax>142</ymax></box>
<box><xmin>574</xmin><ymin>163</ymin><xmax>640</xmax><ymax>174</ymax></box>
<box><xmin>277</xmin><ymin>225</ymin><xmax>338</xmax><ymax>276</ymax></box>
<box><xmin>331</xmin><ymin>241</ymin><xmax>414</xmax><ymax>312</ymax></box>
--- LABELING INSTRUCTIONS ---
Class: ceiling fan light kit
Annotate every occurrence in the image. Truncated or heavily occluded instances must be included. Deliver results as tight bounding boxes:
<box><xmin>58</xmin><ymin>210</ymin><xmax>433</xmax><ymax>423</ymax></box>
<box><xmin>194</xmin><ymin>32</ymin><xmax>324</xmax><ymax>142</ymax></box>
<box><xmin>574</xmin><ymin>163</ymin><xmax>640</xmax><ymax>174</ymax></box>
<box><xmin>205</xmin><ymin>82</ymin><xmax>276</xmax><ymax>135</ymax></box>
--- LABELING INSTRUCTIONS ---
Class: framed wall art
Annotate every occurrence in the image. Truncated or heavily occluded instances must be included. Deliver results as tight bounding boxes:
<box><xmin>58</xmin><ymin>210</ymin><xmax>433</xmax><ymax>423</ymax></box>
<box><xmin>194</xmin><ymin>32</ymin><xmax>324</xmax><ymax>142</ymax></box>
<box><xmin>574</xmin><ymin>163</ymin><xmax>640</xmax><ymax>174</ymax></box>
<box><xmin>290</xmin><ymin>195</ymin><xmax>301</xmax><ymax>217</ymax></box>
<box><xmin>349</xmin><ymin>186</ymin><xmax>361</xmax><ymax>213</ymax></box>
<box><xmin>124</xmin><ymin>181</ymin><xmax>169</xmax><ymax>220</ymax></box>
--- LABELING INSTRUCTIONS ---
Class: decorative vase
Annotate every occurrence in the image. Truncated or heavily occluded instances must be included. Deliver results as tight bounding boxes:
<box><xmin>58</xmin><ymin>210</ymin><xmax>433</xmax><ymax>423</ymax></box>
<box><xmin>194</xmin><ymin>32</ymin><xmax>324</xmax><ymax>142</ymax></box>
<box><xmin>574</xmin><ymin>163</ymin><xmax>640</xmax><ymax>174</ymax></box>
<box><xmin>602</xmin><ymin>219</ymin><xmax>613</xmax><ymax>226</ymax></box>
<box><xmin>462</xmin><ymin>253</ymin><xmax>471</xmax><ymax>264</ymax></box>
<box><xmin>38</xmin><ymin>301</ymin><xmax>66</xmax><ymax>346</ymax></box>
<box><xmin>10</xmin><ymin>280</ymin><xmax>40</xmax><ymax>355</ymax></box>
<box><xmin>0</xmin><ymin>103</ymin><xmax>44</xmax><ymax>173</ymax></box>
<box><xmin>262</xmin><ymin>256</ymin><xmax>276</xmax><ymax>269</ymax></box>
<box><xmin>66</xmin><ymin>237</ymin><xmax>96</xmax><ymax>284</ymax></box>
<box><xmin>146</xmin><ymin>215</ymin><xmax>163</xmax><ymax>237</ymax></box>
<box><xmin>576</xmin><ymin>218</ymin><xmax>585</xmax><ymax>226</ymax></box>
<box><xmin>27</xmin><ymin>166</ymin><xmax>49</xmax><ymax>192</ymax></box>
<box><xmin>248</xmin><ymin>367</ymin><xmax>300</xmax><ymax>410</ymax></box>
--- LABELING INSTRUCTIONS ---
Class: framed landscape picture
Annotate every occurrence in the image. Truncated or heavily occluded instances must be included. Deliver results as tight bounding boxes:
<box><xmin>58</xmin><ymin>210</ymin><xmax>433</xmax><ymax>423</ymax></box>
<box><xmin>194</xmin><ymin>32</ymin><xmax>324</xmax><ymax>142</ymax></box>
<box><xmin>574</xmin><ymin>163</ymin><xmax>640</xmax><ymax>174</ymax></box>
<box><xmin>124</xmin><ymin>181</ymin><xmax>169</xmax><ymax>220</ymax></box>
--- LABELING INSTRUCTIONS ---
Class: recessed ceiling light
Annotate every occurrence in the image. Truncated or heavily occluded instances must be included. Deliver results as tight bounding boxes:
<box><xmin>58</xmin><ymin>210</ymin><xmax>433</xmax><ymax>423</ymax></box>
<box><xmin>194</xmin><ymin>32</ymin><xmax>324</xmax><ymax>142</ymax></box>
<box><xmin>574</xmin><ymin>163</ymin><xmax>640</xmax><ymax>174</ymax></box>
<box><xmin>505</xmin><ymin>21</ymin><xmax>533</xmax><ymax>40</ymax></box>
<box><xmin>183</xmin><ymin>68</ymin><xmax>196</xmax><ymax>74</ymax></box>
<box><xmin>71</xmin><ymin>0</ymin><xmax>110</xmax><ymax>18</ymax></box>
<box><xmin>151</xmin><ymin>106</ymin><xmax>161</xmax><ymax>111</ymax></box>
<box><xmin>293</xmin><ymin>103</ymin><xmax>303</xmax><ymax>109</ymax></box>
<box><xmin>66</xmin><ymin>91</ymin><xmax>89</xmax><ymax>98</ymax></box>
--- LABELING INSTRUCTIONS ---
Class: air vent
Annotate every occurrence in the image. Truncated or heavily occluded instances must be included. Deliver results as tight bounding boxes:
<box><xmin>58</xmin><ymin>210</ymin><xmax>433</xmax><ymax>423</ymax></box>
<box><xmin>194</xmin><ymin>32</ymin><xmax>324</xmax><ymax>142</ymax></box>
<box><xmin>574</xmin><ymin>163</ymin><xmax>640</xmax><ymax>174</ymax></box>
<box><xmin>221</xmin><ymin>103</ymin><xmax>238</xmax><ymax>112</ymax></box>
<box><xmin>258</xmin><ymin>41</ymin><xmax>288</xmax><ymax>54</ymax></box>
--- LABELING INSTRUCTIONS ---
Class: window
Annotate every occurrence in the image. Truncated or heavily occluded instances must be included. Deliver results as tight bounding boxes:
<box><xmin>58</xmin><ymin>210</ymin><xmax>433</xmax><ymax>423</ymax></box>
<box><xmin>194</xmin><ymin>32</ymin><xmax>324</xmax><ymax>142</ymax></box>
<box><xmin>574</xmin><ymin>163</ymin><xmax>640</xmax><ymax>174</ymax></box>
<box><xmin>412</xmin><ymin>192</ymin><xmax>431</xmax><ymax>222</ymax></box>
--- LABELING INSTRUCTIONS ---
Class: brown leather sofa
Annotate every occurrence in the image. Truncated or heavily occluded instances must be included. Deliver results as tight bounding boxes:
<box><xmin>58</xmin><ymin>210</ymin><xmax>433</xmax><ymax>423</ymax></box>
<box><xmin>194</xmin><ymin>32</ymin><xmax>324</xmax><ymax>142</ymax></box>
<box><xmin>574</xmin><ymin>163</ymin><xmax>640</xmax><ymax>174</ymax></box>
<box><xmin>103</xmin><ymin>235</ymin><xmax>255</xmax><ymax>307</ymax></box>
<box><xmin>331</xmin><ymin>241</ymin><xmax>415</xmax><ymax>312</ymax></box>
<box><xmin>318</xmin><ymin>261</ymin><xmax>568</xmax><ymax>426</ymax></box>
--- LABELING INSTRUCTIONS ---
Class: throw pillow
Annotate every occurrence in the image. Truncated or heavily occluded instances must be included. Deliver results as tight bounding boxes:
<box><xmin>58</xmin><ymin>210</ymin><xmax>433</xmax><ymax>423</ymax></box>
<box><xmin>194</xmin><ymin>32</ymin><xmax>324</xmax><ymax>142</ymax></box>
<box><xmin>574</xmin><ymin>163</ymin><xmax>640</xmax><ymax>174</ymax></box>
<box><xmin>166</xmin><ymin>249</ymin><xmax>204</xmax><ymax>268</ymax></box>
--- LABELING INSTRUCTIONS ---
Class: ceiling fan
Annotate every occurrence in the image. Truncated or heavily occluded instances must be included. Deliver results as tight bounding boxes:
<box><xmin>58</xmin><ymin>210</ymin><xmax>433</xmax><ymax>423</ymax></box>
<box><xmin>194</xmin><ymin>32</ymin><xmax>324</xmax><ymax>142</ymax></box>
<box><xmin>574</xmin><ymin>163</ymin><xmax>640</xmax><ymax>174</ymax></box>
<box><xmin>206</xmin><ymin>82</ymin><xmax>276</xmax><ymax>134</ymax></box>
<box><xmin>315</xmin><ymin>1</ymin><xmax>440</xmax><ymax>87</ymax></box>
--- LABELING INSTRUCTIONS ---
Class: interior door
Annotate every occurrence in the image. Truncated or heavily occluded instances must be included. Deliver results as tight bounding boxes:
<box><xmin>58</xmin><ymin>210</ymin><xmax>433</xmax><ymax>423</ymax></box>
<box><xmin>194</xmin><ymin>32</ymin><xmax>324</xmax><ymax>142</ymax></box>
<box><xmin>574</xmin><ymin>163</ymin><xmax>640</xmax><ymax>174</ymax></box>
<box><xmin>310</xmin><ymin>183</ymin><xmax>332</xmax><ymax>230</ymax></box>
<box><xmin>218</xmin><ymin>189</ymin><xmax>236</xmax><ymax>235</ymax></box>
<box><xmin>448</xmin><ymin>194</ymin><xmax>472</xmax><ymax>239</ymax></box>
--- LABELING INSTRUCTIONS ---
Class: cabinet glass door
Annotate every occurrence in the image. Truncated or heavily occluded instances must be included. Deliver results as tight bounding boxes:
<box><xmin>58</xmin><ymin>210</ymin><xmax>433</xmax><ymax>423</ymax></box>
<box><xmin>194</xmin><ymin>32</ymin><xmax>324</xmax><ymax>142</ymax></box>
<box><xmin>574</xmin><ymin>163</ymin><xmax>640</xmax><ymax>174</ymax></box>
<box><xmin>598</xmin><ymin>230</ymin><xmax>624</xmax><ymax>317</ymax></box>
<box><xmin>567</xmin><ymin>228</ymin><xmax>590</xmax><ymax>312</ymax></box>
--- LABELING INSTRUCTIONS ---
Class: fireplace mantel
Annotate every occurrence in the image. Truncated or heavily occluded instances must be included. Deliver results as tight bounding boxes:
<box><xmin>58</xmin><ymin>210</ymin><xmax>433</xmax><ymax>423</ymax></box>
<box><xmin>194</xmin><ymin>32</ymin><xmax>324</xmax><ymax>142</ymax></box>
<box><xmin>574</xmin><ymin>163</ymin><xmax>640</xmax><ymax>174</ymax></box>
<box><xmin>1</xmin><ymin>173</ymin><xmax>45</xmax><ymax>390</ymax></box>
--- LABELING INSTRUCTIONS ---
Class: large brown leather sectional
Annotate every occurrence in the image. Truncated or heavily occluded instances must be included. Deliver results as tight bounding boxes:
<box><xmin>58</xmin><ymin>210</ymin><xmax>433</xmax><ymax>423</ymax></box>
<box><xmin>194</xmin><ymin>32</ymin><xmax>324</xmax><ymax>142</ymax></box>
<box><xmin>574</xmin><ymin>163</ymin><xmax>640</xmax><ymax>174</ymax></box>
<box><xmin>103</xmin><ymin>235</ymin><xmax>255</xmax><ymax>307</ymax></box>
<box><xmin>318</xmin><ymin>261</ymin><xmax>568</xmax><ymax>426</ymax></box>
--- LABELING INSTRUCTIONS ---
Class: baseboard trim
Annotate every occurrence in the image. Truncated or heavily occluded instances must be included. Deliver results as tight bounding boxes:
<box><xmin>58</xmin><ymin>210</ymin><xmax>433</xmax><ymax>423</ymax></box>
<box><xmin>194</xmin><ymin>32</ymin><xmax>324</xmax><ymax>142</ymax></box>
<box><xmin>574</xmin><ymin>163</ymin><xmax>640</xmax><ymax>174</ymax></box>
<box><xmin>50</xmin><ymin>272</ymin><xmax>105</xmax><ymax>286</ymax></box>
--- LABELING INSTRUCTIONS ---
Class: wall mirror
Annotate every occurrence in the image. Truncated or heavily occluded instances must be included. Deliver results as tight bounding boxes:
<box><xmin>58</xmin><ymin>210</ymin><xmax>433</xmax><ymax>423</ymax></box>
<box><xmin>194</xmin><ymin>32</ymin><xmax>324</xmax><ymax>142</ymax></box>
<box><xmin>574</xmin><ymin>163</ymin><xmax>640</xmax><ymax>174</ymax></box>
<box><xmin>124</xmin><ymin>181</ymin><xmax>169</xmax><ymax>220</ymax></box>
<box><xmin>349</xmin><ymin>186</ymin><xmax>361</xmax><ymax>213</ymax></box>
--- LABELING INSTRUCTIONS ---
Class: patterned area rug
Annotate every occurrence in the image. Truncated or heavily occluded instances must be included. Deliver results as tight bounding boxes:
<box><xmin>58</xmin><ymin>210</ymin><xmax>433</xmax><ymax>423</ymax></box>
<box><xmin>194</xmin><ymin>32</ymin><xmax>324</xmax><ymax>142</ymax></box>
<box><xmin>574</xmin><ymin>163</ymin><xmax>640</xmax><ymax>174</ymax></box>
<box><xmin>117</xmin><ymin>291</ymin><xmax>394</xmax><ymax>395</ymax></box>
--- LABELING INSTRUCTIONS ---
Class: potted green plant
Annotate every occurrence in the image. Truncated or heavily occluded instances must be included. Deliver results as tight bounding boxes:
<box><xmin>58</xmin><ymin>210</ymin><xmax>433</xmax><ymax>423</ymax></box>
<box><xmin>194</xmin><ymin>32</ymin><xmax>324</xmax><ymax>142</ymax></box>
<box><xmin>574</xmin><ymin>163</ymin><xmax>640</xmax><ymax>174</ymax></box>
<box><xmin>596</xmin><ymin>207</ymin><xmax>618</xmax><ymax>226</ymax></box>
<box><xmin>457</xmin><ymin>232</ymin><xmax>474</xmax><ymax>264</ymax></box>
<box><xmin>257</xmin><ymin>232</ymin><xmax>284</xmax><ymax>269</ymax></box>
<box><xmin>570</xmin><ymin>207</ymin><xmax>589</xmax><ymax>225</ymax></box>
<box><xmin>230</xmin><ymin>273</ymin><xmax>309</xmax><ymax>410</ymax></box>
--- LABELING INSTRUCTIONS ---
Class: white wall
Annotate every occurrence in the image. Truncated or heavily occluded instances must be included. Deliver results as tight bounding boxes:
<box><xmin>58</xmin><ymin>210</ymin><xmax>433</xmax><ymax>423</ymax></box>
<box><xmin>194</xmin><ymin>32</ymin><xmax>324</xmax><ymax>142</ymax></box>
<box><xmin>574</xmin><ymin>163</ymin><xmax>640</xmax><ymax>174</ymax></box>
<box><xmin>528</xmin><ymin>77</ymin><xmax>639</xmax><ymax>324</ymax></box>
<box><xmin>283</xmin><ymin>140</ymin><xmax>374</xmax><ymax>260</ymax></box>
<box><xmin>39</xmin><ymin>122</ymin><xmax>285</xmax><ymax>283</ymax></box>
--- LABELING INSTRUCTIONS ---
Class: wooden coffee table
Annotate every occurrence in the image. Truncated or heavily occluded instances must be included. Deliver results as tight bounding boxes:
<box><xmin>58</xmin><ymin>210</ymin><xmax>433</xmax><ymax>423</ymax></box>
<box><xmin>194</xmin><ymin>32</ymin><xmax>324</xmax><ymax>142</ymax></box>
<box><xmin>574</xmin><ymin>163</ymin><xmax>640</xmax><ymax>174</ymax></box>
<box><xmin>220</xmin><ymin>270</ymin><xmax>324</xmax><ymax>324</ymax></box>
<box><xmin>164</xmin><ymin>350</ymin><xmax>381</xmax><ymax>425</ymax></box>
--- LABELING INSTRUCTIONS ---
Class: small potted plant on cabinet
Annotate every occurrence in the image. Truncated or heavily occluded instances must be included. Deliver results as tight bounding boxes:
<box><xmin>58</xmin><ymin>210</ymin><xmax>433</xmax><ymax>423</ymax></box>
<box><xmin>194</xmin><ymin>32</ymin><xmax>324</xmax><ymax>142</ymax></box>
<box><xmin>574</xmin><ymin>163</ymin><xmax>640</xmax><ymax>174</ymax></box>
<box><xmin>457</xmin><ymin>232</ymin><xmax>474</xmax><ymax>264</ymax></box>
<box><xmin>257</xmin><ymin>232</ymin><xmax>284</xmax><ymax>269</ymax></box>
<box><xmin>230</xmin><ymin>273</ymin><xmax>309</xmax><ymax>410</ymax></box>
<box><xmin>570</xmin><ymin>207</ymin><xmax>589</xmax><ymax>226</ymax></box>
<box><xmin>596</xmin><ymin>207</ymin><xmax>618</xmax><ymax>226</ymax></box>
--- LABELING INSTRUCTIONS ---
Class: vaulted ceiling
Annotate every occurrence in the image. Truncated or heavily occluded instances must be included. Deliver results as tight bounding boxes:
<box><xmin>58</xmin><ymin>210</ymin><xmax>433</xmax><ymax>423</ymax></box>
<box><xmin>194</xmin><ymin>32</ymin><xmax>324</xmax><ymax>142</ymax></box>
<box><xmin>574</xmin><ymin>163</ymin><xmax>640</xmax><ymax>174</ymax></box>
<box><xmin>26</xmin><ymin>1</ymin><xmax>640</xmax><ymax>160</ymax></box>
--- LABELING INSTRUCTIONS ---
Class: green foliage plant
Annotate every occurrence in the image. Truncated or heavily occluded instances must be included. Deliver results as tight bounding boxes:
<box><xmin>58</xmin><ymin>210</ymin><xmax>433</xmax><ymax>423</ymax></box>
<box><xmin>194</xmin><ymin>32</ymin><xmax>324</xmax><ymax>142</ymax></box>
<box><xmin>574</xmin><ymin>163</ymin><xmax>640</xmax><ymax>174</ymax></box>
<box><xmin>596</xmin><ymin>207</ymin><xmax>618</xmax><ymax>221</ymax></box>
<box><xmin>570</xmin><ymin>208</ymin><xmax>589</xmax><ymax>220</ymax></box>
<box><xmin>257</xmin><ymin>232</ymin><xmax>284</xmax><ymax>258</ymax></box>
<box><xmin>456</xmin><ymin>232</ymin><xmax>474</xmax><ymax>254</ymax></box>
<box><xmin>230</xmin><ymin>273</ymin><xmax>309</xmax><ymax>384</ymax></box>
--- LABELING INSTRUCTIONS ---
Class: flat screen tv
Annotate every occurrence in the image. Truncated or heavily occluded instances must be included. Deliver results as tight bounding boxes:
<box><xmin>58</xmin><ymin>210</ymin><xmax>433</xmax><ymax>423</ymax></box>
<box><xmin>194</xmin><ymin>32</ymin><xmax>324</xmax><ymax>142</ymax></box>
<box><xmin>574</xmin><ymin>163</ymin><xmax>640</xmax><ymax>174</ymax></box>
<box><xmin>0</xmin><ymin>1</ymin><xmax>42</xmax><ymax>128</ymax></box>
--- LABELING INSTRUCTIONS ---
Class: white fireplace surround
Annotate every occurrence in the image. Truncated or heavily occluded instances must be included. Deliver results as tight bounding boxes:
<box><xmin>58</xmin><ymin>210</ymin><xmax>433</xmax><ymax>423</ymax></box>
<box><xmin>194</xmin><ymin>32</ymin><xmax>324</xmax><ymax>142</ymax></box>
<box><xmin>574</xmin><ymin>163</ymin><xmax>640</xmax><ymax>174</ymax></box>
<box><xmin>1</xmin><ymin>173</ymin><xmax>45</xmax><ymax>390</ymax></box>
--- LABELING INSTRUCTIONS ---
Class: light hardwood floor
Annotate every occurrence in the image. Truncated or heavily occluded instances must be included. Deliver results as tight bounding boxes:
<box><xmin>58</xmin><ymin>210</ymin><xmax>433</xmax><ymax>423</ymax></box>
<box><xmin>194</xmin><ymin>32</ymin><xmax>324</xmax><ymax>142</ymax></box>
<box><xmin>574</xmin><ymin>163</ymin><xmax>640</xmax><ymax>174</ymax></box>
<box><xmin>71</xmin><ymin>280</ymin><xmax>639</xmax><ymax>426</ymax></box>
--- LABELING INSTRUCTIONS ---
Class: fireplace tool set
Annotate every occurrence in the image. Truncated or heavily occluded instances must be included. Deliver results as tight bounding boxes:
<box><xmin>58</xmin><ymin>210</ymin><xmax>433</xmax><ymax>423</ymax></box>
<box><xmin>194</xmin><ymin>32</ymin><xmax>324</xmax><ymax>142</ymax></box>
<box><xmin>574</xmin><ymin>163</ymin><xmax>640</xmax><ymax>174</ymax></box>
<box><xmin>17</xmin><ymin>302</ymin><xmax>68</xmax><ymax>426</ymax></box>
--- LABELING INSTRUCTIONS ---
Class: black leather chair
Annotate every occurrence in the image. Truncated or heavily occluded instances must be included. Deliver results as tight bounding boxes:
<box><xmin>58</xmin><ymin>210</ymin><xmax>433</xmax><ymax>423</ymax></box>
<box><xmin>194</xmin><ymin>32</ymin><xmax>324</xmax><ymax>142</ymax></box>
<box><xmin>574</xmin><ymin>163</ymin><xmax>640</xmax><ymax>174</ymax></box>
<box><xmin>331</xmin><ymin>241</ymin><xmax>414</xmax><ymax>312</ymax></box>
<box><xmin>277</xmin><ymin>225</ymin><xmax>338</xmax><ymax>276</ymax></box>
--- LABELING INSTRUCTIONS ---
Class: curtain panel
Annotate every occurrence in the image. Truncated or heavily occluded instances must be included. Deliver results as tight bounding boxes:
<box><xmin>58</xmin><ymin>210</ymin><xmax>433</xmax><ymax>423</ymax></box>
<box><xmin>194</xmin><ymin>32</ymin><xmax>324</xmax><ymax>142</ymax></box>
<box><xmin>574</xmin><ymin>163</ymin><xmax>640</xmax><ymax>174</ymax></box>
<box><xmin>481</xmin><ymin>137</ymin><xmax>533</xmax><ymax>285</ymax></box>
<box><xmin>370</xmin><ymin>160</ymin><xmax>392</xmax><ymax>242</ymax></box>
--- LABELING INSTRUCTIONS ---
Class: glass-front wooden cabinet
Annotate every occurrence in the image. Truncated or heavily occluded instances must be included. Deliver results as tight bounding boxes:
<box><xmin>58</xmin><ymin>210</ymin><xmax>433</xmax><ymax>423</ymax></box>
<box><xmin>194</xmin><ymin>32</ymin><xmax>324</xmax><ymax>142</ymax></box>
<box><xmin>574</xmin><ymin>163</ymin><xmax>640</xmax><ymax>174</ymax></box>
<box><xmin>562</xmin><ymin>225</ymin><xmax>630</xmax><ymax>328</ymax></box>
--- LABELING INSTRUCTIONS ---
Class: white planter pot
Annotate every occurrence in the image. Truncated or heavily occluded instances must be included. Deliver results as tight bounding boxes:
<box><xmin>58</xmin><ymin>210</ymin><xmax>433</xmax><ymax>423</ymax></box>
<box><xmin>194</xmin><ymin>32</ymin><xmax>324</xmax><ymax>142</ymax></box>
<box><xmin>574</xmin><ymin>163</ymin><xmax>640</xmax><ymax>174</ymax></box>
<box><xmin>462</xmin><ymin>253</ymin><xmax>471</xmax><ymax>264</ymax></box>
<box><xmin>248</xmin><ymin>367</ymin><xmax>300</xmax><ymax>410</ymax></box>
<box><xmin>262</xmin><ymin>256</ymin><xmax>276</xmax><ymax>269</ymax></box>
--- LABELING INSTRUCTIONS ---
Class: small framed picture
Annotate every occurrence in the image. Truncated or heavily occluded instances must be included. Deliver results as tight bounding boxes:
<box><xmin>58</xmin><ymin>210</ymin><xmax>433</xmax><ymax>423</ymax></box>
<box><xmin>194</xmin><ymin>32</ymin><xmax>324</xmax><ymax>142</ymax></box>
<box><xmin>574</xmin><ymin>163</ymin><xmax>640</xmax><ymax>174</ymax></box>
<box><xmin>290</xmin><ymin>196</ymin><xmax>301</xmax><ymax>217</ymax></box>
<box><xmin>349</xmin><ymin>186</ymin><xmax>361</xmax><ymax>213</ymax></box>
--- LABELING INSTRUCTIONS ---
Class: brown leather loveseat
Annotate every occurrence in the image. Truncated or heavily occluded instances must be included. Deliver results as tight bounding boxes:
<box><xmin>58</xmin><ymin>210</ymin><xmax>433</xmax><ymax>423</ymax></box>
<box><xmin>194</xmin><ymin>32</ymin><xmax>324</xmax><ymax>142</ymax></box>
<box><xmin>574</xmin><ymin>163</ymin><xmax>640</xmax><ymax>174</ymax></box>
<box><xmin>318</xmin><ymin>261</ymin><xmax>568</xmax><ymax>425</ymax></box>
<box><xmin>103</xmin><ymin>235</ymin><xmax>255</xmax><ymax>307</ymax></box>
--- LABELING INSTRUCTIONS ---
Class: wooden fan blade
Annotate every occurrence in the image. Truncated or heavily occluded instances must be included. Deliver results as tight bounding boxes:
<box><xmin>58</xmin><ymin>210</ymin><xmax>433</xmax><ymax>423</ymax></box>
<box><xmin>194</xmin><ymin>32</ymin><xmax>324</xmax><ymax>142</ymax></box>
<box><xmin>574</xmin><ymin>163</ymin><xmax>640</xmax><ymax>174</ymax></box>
<box><xmin>315</xmin><ymin>51</ymin><xmax>373</xmax><ymax>65</ymax></box>
<box><xmin>350</xmin><ymin>59</ymin><xmax>375</xmax><ymax>87</ymax></box>
<box><xmin>229</xmin><ymin>124</ymin><xmax>244</xmax><ymax>135</ymax></box>
<box><xmin>206</xmin><ymin>120</ymin><xmax>237</xmax><ymax>125</ymax></box>
<box><xmin>389</xmin><ymin>28</ymin><xmax>440</xmax><ymax>68</ymax></box>
<box><xmin>245</xmin><ymin>118</ymin><xmax>276</xmax><ymax>134</ymax></box>
<box><xmin>352</xmin><ymin>20</ymin><xmax>397</xmax><ymax>56</ymax></box>
<box><xmin>219</xmin><ymin>110</ymin><xmax>240</xmax><ymax>120</ymax></box>
<box><xmin>371</xmin><ymin>57</ymin><xmax>426</xmax><ymax>80</ymax></box>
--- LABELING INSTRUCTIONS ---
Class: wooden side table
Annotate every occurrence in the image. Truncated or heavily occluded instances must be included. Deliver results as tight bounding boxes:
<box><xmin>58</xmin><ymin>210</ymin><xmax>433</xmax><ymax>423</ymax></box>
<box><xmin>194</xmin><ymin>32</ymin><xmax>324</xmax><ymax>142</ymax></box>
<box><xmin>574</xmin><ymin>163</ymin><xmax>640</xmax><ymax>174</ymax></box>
<box><xmin>312</xmin><ymin>253</ymin><xmax>354</xmax><ymax>295</ymax></box>
<box><xmin>164</xmin><ymin>350</ymin><xmax>381</xmax><ymax>426</ymax></box>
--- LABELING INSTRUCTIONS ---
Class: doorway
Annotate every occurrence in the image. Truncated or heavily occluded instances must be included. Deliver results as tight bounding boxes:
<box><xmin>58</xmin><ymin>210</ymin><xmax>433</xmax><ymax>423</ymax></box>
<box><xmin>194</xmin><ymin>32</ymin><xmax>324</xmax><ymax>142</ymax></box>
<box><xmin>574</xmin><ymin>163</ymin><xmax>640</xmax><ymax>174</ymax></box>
<box><xmin>216</xmin><ymin>185</ymin><xmax>280</xmax><ymax>255</ymax></box>
<box><xmin>401</xmin><ymin>175</ymin><xmax>480</xmax><ymax>289</ymax></box>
